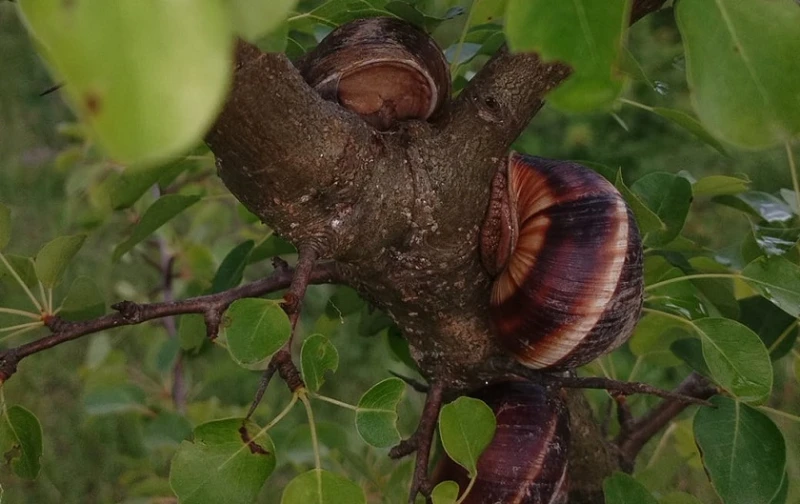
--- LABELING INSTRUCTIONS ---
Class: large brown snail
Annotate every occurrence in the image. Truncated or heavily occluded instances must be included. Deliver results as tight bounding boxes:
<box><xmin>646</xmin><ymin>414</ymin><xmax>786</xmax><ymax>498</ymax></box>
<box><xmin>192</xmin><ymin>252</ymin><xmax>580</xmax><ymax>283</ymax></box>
<box><xmin>433</xmin><ymin>381</ymin><xmax>570</xmax><ymax>504</ymax></box>
<box><xmin>296</xmin><ymin>17</ymin><xmax>450</xmax><ymax>130</ymax></box>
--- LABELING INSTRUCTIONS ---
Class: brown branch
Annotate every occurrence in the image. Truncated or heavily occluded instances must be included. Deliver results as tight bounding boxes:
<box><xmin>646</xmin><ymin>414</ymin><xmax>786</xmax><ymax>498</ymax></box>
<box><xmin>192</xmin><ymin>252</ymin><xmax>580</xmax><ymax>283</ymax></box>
<box><xmin>0</xmin><ymin>262</ymin><xmax>343</xmax><ymax>383</ymax></box>
<box><xmin>615</xmin><ymin>373</ymin><xmax>717</xmax><ymax>470</ymax></box>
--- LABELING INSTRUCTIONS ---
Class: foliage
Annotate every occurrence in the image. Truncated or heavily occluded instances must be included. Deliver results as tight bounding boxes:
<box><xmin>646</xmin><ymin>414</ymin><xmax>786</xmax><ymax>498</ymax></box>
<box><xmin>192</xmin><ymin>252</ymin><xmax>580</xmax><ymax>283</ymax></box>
<box><xmin>1</xmin><ymin>0</ymin><xmax>799</xmax><ymax>503</ymax></box>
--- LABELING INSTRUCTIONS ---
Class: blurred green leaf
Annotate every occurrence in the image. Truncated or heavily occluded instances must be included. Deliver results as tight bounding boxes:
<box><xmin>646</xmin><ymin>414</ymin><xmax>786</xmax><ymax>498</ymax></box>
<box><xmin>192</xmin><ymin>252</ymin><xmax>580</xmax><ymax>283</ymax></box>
<box><xmin>60</xmin><ymin>276</ymin><xmax>105</xmax><ymax>321</ymax></box>
<box><xmin>438</xmin><ymin>396</ymin><xmax>496</xmax><ymax>477</ymax></box>
<box><xmin>227</xmin><ymin>0</ymin><xmax>298</xmax><ymax>42</ymax></box>
<box><xmin>355</xmin><ymin>377</ymin><xmax>405</xmax><ymax>448</ymax></box>
<box><xmin>695</xmin><ymin>317</ymin><xmax>772</xmax><ymax>403</ymax></box>
<box><xmin>629</xmin><ymin>315</ymin><xmax>688</xmax><ymax>367</ymax></box>
<box><xmin>34</xmin><ymin>234</ymin><xmax>86</xmax><ymax>288</ymax></box>
<box><xmin>692</xmin><ymin>175</ymin><xmax>749</xmax><ymax>197</ymax></box>
<box><xmin>224</xmin><ymin>298</ymin><xmax>291</xmax><ymax>367</ymax></box>
<box><xmin>670</xmin><ymin>338</ymin><xmax>711</xmax><ymax>376</ymax></box>
<box><xmin>603</xmin><ymin>472</ymin><xmax>658</xmax><ymax>504</ymax></box>
<box><xmin>651</xmin><ymin>107</ymin><xmax>730</xmax><ymax>157</ymax></box>
<box><xmin>110</xmin><ymin>158</ymin><xmax>195</xmax><ymax>210</ymax></box>
<box><xmin>631</xmin><ymin>172</ymin><xmax>693</xmax><ymax>247</ymax></box>
<box><xmin>281</xmin><ymin>469</ymin><xmax>365</xmax><ymax>504</ymax></box>
<box><xmin>249</xmin><ymin>234</ymin><xmax>296</xmax><ymax>263</ymax></box>
<box><xmin>0</xmin><ymin>202</ymin><xmax>10</xmax><ymax>250</ymax></box>
<box><xmin>431</xmin><ymin>480</ymin><xmax>459</xmax><ymax>504</ymax></box>
<box><xmin>18</xmin><ymin>0</ymin><xmax>233</xmax><ymax>163</ymax></box>
<box><xmin>694</xmin><ymin>396</ymin><xmax>786</xmax><ymax>504</ymax></box>
<box><xmin>301</xmin><ymin>334</ymin><xmax>339</xmax><ymax>392</ymax></box>
<box><xmin>676</xmin><ymin>0</ymin><xmax>800</xmax><ymax>148</ymax></box>
<box><xmin>749</xmin><ymin>225</ymin><xmax>800</xmax><ymax>258</ymax></box>
<box><xmin>211</xmin><ymin>240</ymin><xmax>255</xmax><ymax>293</ymax></box>
<box><xmin>83</xmin><ymin>384</ymin><xmax>148</xmax><ymax>416</ymax></box>
<box><xmin>659</xmin><ymin>492</ymin><xmax>703</xmax><ymax>504</ymax></box>
<box><xmin>742</xmin><ymin>256</ymin><xmax>800</xmax><ymax>317</ymax></box>
<box><xmin>506</xmin><ymin>0</ymin><xmax>629</xmax><ymax>111</ymax></box>
<box><xmin>143</xmin><ymin>411</ymin><xmax>192</xmax><ymax>450</ymax></box>
<box><xmin>387</xmin><ymin>325</ymin><xmax>420</xmax><ymax>372</ymax></box>
<box><xmin>0</xmin><ymin>405</ymin><xmax>42</xmax><ymax>479</ymax></box>
<box><xmin>713</xmin><ymin>192</ymin><xmax>794</xmax><ymax>223</ymax></box>
<box><xmin>179</xmin><ymin>314</ymin><xmax>207</xmax><ymax>352</ymax></box>
<box><xmin>113</xmin><ymin>194</ymin><xmax>200</xmax><ymax>261</ymax></box>
<box><xmin>170</xmin><ymin>418</ymin><xmax>276</xmax><ymax>504</ymax></box>
<box><xmin>325</xmin><ymin>286</ymin><xmax>364</xmax><ymax>318</ymax></box>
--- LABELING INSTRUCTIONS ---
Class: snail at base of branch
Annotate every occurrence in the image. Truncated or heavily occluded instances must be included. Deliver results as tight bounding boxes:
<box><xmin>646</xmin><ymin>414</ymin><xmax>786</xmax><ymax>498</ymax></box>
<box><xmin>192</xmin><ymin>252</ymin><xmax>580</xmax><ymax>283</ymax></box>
<box><xmin>433</xmin><ymin>381</ymin><xmax>570</xmax><ymax>504</ymax></box>
<box><xmin>296</xmin><ymin>17</ymin><xmax>450</xmax><ymax>131</ymax></box>
<box><xmin>481</xmin><ymin>153</ymin><xmax>644</xmax><ymax>370</ymax></box>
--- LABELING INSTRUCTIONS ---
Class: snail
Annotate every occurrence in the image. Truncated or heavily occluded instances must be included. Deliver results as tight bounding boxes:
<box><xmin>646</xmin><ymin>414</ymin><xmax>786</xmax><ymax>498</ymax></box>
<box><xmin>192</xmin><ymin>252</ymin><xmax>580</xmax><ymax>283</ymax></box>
<box><xmin>481</xmin><ymin>154</ymin><xmax>644</xmax><ymax>370</ymax></box>
<box><xmin>433</xmin><ymin>381</ymin><xmax>570</xmax><ymax>504</ymax></box>
<box><xmin>296</xmin><ymin>17</ymin><xmax>450</xmax><ymax>130</ymax></box>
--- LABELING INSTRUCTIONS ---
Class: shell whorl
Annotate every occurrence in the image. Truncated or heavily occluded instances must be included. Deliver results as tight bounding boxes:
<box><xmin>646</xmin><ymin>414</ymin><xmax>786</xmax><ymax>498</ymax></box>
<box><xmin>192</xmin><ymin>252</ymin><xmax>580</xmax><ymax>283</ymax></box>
<box><xmin>485</xmin><ymin>153</ymin><xmax>644</xmax><ymax>370</ymax></box>
<box><xmin>433</xmin><ymin>381</ymin><xmax>570</xmax><ymax>504</ymax></box>
<box><xmin>296</xmin><ymin>17</ymin><xmax>450</xmax><ymax>130</ymax></box>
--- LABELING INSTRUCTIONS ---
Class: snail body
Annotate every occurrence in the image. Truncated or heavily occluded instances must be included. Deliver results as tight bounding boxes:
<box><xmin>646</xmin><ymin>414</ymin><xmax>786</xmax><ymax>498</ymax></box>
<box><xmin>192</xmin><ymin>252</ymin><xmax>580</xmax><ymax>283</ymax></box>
<box><xmin>296</xmin><ymin>17</ymin><xmax>449</xmax><ymax>130</ymax></box>
<box><xmin>481</xmin><ymin>153</ymin><xmax>644</xmax><ymax>370</ymax></box>
<box><xmin>433</xmin><ymin>381</ymin><xmax>570</xmax><ymax>504</ymax></box>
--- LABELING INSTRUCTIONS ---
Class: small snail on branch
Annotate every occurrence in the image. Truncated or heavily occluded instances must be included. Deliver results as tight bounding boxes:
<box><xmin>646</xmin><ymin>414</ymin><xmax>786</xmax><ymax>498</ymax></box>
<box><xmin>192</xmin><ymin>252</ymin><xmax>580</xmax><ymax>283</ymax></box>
<box><xmin>433</xmin><ymin>381</ymin><xmax>570</xmax><ymax>504</ymax></box>
<box><xmin>296</xmin><ymin>17</ymin><xmax>450</xmax><ymax>130</ymax></box>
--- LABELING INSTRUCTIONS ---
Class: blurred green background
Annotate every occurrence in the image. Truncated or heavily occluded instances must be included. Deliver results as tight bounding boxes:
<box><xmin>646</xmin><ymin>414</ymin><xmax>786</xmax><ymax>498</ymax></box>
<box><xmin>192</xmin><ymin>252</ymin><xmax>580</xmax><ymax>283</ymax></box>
<box><xmin>1</xmin><ymin>2</ymin><xmax>798</xmax><ymax>503</ymax></box>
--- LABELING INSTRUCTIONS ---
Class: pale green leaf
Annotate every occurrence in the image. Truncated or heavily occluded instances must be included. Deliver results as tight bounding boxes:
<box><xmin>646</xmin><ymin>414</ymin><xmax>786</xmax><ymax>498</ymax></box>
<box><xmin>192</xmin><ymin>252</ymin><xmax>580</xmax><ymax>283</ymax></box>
<box><xmin>355</xmin><ymin>378</ymin><xmax>405</xmax><ymax>448</ymax></box>
<box><xmin>113</xmin><ymin>194</ymin><xmax>200</xmax><ymax>261</ymax></box>
<box><xmin>301</xmin><ymin>334</ymin><xmax>339</xmax><ymax>392</ymax></box>
<box><xmin>603</xmin><ymin>472</ymin><xmax>658</xmax><ymax>504</ymax></box>
<box><xmin>224</xmin><ymin>298</ymin><xmax>291</xmax><ymax>367</ymax></box>
<box><xmin>438</xmin><ymin>396</ymin><xmax>496</xmax><ymax>477</ymax></box>
<box><xmin>281</xmin><ymin>469</ymin><xmax>365</xmax><ymax>504</ymax></box>
<box><xmin>0</xmin><ymin>405</ymin><xmax>43</xmax><ymax>479</ymax></box>
<box><xmin>34</xmin><ymin>234</ymin><xmax>86</xmax><ymax>288</ymax></box>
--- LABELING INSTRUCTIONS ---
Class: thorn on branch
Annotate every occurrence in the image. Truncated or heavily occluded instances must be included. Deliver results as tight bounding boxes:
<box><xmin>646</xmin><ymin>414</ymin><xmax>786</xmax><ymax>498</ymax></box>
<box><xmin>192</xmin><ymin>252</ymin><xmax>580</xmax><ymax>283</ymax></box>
<box><xmin>246</xmin><ymin>362</ymin><xmax>278</xmax><ymax>421</ymax></box>
<box><xmin>388</xmin><ymin>370</ymin><xmax>430</xmax><ymax>393</ymax></box>
<box><xmin>112</xmin><ymin>300</ymin><xmax>143</xmax><ymax>322</ymax></box>
<box><xmin>273</xmin><ymin>349</ymin><xmax>304</xmax><ymax>393</ymax></box>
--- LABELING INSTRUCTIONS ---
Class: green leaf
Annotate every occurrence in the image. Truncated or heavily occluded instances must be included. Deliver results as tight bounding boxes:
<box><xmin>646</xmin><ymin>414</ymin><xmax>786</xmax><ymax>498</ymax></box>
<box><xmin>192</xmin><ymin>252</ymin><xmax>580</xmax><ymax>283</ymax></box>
<box><xmin>0</xmin><ymin>202</ymin><xmax>10</xmax><ymax>250</ymax></box>
<box><xmin>170</xmin><ymin>418</ymin><xmax>276</xmax><ymax>504</ymax></box>
<box><xmin>109</xmin><ymin>158</ymin><xmax>195</xmax><ymax>210</ymax></box>
<box><xmin>34</xmin><ymin>234</ymin><xmax>86</xmax><ymax>288</ymax></box>
<box><xmin>281</xmin><ymin>469</ymin><xmax>366</xmax><ymax>504</ymax></box>
<box><xmin>249</xmin><ymin>234</ymin><xmax>296</xmax><ymax>263</ymax></box>
<box><xmin>113</xmin><ymin>194</ymin><xmax>200</xmax><ymax>261</ymax></box>
<box><xmin>670</xmin><ymin>338</ymin><xmax>711</xmax><ymax>376</ymax></box>
<box><xmin>301</xmin><ymin>334</ymin><xmax>339</xmax><ymax>392</ymax></box>
<box><xmin>630</xmin><ymin>172</ymin><xmax>693</xmax><ymax>247</ymax></box>
<box><xmin>83</xmin><ymin>384</ymin><xmax>148</xmax><ymax>416</ymax></box>
<box><xmin>713</xmin><ymin>192</ymin><xmax>794</xmax><ymax>223</ymax></box>
<box><xmin>651</xmin><ymin>107</ymin><xmax>730</xmax><ymax>157</ymax></box>
<box><xmin>694</xmin><ymin>396</ymin><xmax>786</xmax><ymax>504</ymax></box>
<box><xmin>615</xmin><ymin>169</ymin><xmax>664</xmax><ymax>237</ymax></box>
<box><xmin>60</xmin><ymin>276</ymin><xmax>105</xmax><ymax>321</ymax></box>
<box><xmin>224</xmin><ymin>298</ymin><xmax>291</xmax><ymax>367</ymax></box>
<box><xmin>0</xmin><ymin>405</ymin><xmax>43</xmax><ymax>479</ymax></box>
<box><xmin>695</xmin><ymin>318</ymin><xmax>772</xmax><ymax>403</ymax></box>
<box><xmin>431</xmin><ymin>480</ymin><xmax>459</xmax><ymax>504</ymax></box>
<box><xmin>211</xmin><ymin>240</ymin><xmax>255</xmax><ymax>293</ymax></box>
<box><xmin>738</xmin><ymin>297</ymin><xmax>797</xmax><ymax>360</ymax></box>
<box><xmin>18</xmin><ymin>0</ymin><xmax>233</xmax><ymax>164</ymax></box>
<box><xmin>179</xmin><ymin>314</ymin><xmax>207</xmax><ymax>352</ymax></box>
<box><xmin>438</xmin><ymin>396</ymin><xmax>496</xmax><ymax>477</ymax></box>
<box><xmin>676</xmin><ymin>0</ymin><xmax>800</xmax><ymax>148</ymax></box>
<box><xmin>227</xmin><ymin>0</ymin><xmax>298</xmax><ymax>42</ymax></box>
<box><xmin>603</xmin><ymin>472</ymin><xmax>658</xmax><ymax>504</ymax></box>
<box><xmin>741</xmin><ymin>256</ymin><xmax>800</xmax><ymax>317</ymax></box>
<box><xmin>505</xmin><ymin>0</ymin><xmax>629</xmax><ymax>111</ymax></box>
<box><xmin>692</xmin><ymin>175</ymin><xmax>750</xmax><ymax>197</ymax></box>
<box><xmin>629</xmin><ymin>315</ymin><xmax>688</xmax><ymax>367</ymax></box>
<box><xmin>355</xmin><ymin>377</ymin><xmax>405</xmax><ymax>448</ymax></box>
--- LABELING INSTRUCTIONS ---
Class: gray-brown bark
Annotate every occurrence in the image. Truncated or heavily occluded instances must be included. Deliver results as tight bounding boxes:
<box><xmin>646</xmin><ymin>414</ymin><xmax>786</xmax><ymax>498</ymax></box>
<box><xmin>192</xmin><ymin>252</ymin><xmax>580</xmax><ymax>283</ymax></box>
<box><xmin>204</xmin><ymin>3</ymin><xmax>669</xmax><ymax>502</ymax></box>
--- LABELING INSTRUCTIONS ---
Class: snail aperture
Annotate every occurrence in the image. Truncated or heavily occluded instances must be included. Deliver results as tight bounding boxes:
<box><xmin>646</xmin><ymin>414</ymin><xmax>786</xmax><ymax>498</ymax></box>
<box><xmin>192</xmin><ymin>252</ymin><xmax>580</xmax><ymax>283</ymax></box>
<box><xmin>296</xmin><ymin>17</ymin><xmax>450</xmax><ymax>130</ymax></box>
<box><xmin>481</xmin><ymin>153</ymin><xmax>644</xmax><ymax>370</ymax></box>
<box><xmin>433</xmin><ymin>381</ymin><xmax>570</xmax><ymax>504</ymax></box>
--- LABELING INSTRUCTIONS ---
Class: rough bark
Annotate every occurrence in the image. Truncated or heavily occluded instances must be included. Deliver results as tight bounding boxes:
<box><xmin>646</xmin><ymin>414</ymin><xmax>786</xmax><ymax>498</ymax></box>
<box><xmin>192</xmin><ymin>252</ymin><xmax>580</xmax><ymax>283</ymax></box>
<box><xmin>204</xmin><ymin>3</ymin><xmax>669</xmax><ymax>501</ymax></box>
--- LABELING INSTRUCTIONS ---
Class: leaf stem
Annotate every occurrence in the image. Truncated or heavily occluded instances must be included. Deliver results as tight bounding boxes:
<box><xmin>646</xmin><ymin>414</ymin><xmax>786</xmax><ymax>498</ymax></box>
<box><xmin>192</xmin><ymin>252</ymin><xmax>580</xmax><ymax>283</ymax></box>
<box><xmin>0</xmin><ymin>252</ymin><xmax>43</xmax><ymax>312</ymax></box>
<box><xmin>260</xmin><ymin>393</ymin><xmax>299</xmax><ymax>434</ymax></box>
<box><xmin>0</xmin><ymin>307</ymin><xmax>41</xmax><ymax>320</ymax></box>
<box><xmin>310</xmin><ymin>393</ymin><xmax>358</xmax><ymax>411</ymax></box>
<box><xmin>0</xmin><ymin>321</ymin><xmax>44</xmax><ymax>334</ymax></box>
<box><xmin>48</xmin><ymin>288</ymin><xmax>54</xmax><ymax>316</ymax></box>
<box><xmin>299</xmin><ymin>391</ymin><xmax>321</xmax><ymax>472</ymax></box>
<box><xmin>619</xmin><ymin>97</ymin><xmax>654</xmax><ymax>112</ymax></box>
<box><xmin>786</xmin><ymin>140</ymin><xmax>800</xmax><ymax>214</ymax></box>
<box><xmin>456</xmin><ymin>474</ymin><xmax>478</xmax><ymax>504</ymax></box>
<box><xmin>0</xmin><ymin>324</ymin><xmax>44</xmax><ymax>342</ymax></box>
<box><xmin>767</xmin><ymin>320</ymin><xmax>798</xmax><ymax>354</ymax></box>
<box><xmin>37</xmin><ymin>281</ymin><xmax>48</xmax><ymax>314</ymax></box>
<box><xmin>645</xmin><ymin>273</ymin><xmax>740</xmax><ymax>291</ymax></box>
<box><xmin>450</xmin><ymin>0</ymin><xmax>479</xmax><ymax>76</ymax></box>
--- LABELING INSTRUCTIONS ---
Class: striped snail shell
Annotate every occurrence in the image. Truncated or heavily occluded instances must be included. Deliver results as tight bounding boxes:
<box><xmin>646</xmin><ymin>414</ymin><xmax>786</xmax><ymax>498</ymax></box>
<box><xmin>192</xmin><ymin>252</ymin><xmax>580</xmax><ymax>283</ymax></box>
<box><xmin>433</xmin><ymin>381</ymin><xmax>570</xmax><ymax>504</ymax></box>
<box><xmin>481</xmin><ymin>153</ymin><xmax>644</xmax><ymax>370</ymax></box>
<box><xmin>296</xmin><ymin>17</ymin><xmax>450</xmax><ymax>130</ymax></box>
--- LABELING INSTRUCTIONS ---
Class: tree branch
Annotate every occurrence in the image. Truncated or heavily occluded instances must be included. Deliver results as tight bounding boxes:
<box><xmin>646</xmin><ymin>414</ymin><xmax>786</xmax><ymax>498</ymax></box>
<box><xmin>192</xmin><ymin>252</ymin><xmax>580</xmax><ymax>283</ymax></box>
<box><xmin>615</xmin><ymin>373</ymin><xmax>717</xmax><ymax>470</ymax></box>
<box><xmin>0</xmin><ymin>262</ymin><xmax>343</xmax><ymax>382</ymax></box>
